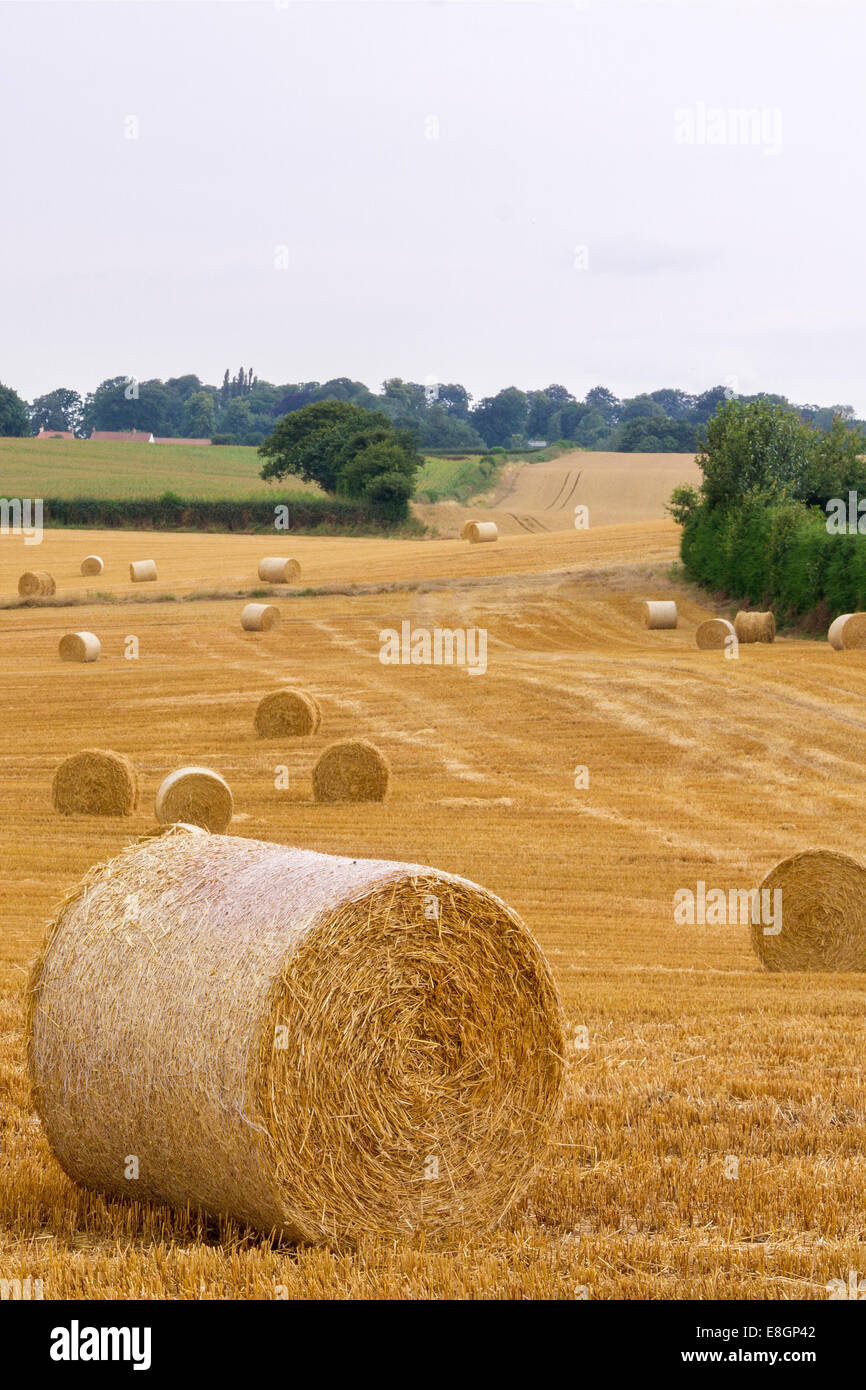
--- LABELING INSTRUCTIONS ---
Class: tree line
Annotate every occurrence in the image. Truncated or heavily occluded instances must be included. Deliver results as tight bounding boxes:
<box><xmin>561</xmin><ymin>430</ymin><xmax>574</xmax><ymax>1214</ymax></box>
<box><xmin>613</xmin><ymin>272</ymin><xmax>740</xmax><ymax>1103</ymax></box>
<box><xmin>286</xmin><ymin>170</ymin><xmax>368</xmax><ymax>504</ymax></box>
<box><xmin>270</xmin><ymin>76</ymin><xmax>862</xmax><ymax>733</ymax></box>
<box><xmin>671</xmin><ymin>397</ymin><xmax>866</xmax><ymax>619</ymax></box>
<box><xmin>0</xmin><ymin>371</ymin><xmax>862</xmax><ymax>453</ymax></box>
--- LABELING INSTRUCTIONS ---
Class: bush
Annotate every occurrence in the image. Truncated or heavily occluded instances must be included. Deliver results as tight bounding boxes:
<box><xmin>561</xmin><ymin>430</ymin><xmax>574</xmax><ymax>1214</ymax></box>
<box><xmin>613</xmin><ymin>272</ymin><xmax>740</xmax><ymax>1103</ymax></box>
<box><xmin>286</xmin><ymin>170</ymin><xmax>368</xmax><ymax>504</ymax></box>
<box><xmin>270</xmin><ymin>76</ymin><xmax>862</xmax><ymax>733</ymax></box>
<box><xmin>39</xmin><ymin>495</ymin><xmax>423</xmax><ymax>535</ymax></box>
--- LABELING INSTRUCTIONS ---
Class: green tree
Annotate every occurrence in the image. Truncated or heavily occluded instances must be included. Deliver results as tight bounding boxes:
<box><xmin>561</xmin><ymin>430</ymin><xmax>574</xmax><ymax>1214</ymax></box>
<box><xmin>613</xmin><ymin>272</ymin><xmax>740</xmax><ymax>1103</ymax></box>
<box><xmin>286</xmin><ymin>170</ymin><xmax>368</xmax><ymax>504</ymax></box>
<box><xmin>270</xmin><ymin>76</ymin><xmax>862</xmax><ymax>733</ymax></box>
<box><xmin>182</xmin><ymin>390</ymin><xmax>216</xmax><ymax>438</ymax></box>
<box><xmin>471</xmin><ymin>387</ymin><xmax>528</xmax><ymax>447</ymax></box>
<box><xmin>29</xmin><ymin>387</ymin><xmax>83</xmax><ymax>435</ymax></box>
<box><xmin>696</xmin><ymin>397</ymin><xmax>813</xmax><ymax>509</ymax></box>
<box><xmin>0</xmin><ymin>382</ymin><xmax>31</xmax><ymax>436</ymax></box>
<box><xmin>260</xmin><ymin>401</ymin><xmax>421</xmax><ymax>508</ymax></box>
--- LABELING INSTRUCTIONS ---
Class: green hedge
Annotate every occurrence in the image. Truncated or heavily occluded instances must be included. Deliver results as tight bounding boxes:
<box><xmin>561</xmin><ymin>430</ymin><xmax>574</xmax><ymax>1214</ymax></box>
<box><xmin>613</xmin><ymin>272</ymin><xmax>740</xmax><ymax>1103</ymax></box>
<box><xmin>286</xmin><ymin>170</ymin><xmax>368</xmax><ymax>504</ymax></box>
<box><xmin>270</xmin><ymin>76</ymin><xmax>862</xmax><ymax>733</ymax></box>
<box><xmin>40</xmin><ymin>494</ymin><xmax>420</xmax><ymax>535</ymax></box>
<box><xmin>681</xmin><ymin>497</ymin><xmax>866</xmax><ymax>618</ymax></box>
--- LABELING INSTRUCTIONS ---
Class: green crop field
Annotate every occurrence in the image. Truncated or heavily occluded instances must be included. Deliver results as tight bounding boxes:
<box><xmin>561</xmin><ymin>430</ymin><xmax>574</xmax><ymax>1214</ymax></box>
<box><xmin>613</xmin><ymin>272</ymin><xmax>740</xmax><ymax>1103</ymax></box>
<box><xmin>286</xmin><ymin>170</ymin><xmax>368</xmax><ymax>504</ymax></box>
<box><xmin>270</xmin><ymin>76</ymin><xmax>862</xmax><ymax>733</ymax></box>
<box><xmin>0</xmin><ymin>437</ymin><xmax>320</xmax><ymax>501</ymax></box>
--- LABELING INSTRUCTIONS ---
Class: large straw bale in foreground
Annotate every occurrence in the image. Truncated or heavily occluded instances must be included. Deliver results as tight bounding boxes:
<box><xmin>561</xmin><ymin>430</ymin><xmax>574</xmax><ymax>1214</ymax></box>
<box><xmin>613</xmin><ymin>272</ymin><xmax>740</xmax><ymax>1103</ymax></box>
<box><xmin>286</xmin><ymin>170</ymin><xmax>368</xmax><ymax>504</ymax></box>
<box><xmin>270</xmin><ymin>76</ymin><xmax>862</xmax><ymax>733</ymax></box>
<box><xmin>751</xmin><ymin>850</ymin><xmax>866</xmax><ymax>972</ymax></box>
<box><xmin>696</xmin><ymin>618</ymin><xmax>735</xmax><ymax>650</ymax></box>
<box><xmin>18</xmin><ymin>571</ymin><xmax>55</xmax><ymax>598</ymax></box>
<box><xmin>734</xmin><ymin>610</ymin><xmax>775</xmax><ymax>643</ymax></box>
<box><xmin>52</xmin><ymin>749</ymin><xmax>138</xmax><ymax>816</ymax></box>
<box><xmin>828</xmin><ymin>613</ymin><xmax>866</xmax><ymax>650</ymax></box>
<box><xmin>155</xmin><ymin>767</ymin><xmax>233</xmax><ymax>833</ymax></box>
<box><xmin>59</xmin><ymin>632</ymin><xmax>101</xmax><ymax>663</ymax></box>
<box><xmin>80</xmin><ymin>555</ymin><xmax>104</xmax><ymax>576</ymax></box>
<box><xmin>258</xmin><ymin>557</ymin><xmax>301</xmax><ymax>584</ymax></box>
<box><xmin>26</xmin><ymin>829</ymin><xmax>564</xmax><ymax>1243</ymax></box>
<box><xmin>241</xmin><ymin>602</ymin><xmax>280</xmax><ymax>632</ymax></box>
<box><xmin>466</xmin><ymin>521</ymin><xmax>498</xmax><ymax>543</ymax></box>
<box><xmin>313</xmin><ymin>739</ymin><xmax>389</xmax><ymax>802</ymax></box>
<box><xmin>255</xmin><ymin>689</ymin><xmax>321</xmax><ymax>737</ymax></box>
<box><xmin>642</xmin><ymin>600</ymin><xmax>677</xmax><ymax>629</ymax></box>
<box><xmin>129</xmin><ymin>560</ymin><xmax>157</xmax><ymax>583</ymax></box>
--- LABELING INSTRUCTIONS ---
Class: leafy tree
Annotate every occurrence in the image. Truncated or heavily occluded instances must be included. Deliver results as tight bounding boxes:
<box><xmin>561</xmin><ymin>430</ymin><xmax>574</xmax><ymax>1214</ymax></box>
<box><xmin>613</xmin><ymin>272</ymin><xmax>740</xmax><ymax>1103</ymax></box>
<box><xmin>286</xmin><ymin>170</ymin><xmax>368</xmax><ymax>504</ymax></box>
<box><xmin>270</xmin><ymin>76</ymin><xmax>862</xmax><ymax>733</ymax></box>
<box><xmin>696</xmin><ymin>397</ymin><xmax>813</xmax><ymax>509</ymax></box>
<box><xmin>182</xmin><ymin>390</ymin><xmax>216</xmax><ymax>438</ymax></box>
<box><xmin>665</xmin><ymin>483</ymin><xmax>701</xmax><ymax>525</ymax></box>
<box><xmin>585</xmin><ymin>386</ymin><xmax>620</xmax><ymax>424</ymax></box>
<box><xmin>0</xmin><ymin>382</ymin><xmax>30</xmax><ymax>436</ymax></box>
<box><xmin>419</xmin><ymin>404</ymin><xmax>486</xmax><ymax>451</ymax></box>
<box><xmin>260</xmin><ymin>400</ymin><xmax>421</xmax><ymax>507</ymax></box>
<box><xmin>29</xmin><ymin>387</ymin><xmax>83</xmax><ymax>435</ymax></box>
<box><xmin>471</xmin><ymin>387</ymin><xmax>528</xmax><ymax>447</ymax></box>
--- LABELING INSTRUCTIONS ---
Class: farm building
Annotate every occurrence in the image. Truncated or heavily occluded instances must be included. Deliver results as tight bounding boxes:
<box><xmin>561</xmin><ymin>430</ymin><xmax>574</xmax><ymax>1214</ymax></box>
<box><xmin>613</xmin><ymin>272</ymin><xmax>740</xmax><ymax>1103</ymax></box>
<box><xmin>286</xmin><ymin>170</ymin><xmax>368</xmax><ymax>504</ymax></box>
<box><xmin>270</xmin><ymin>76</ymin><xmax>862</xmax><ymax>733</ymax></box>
<box><xmin>35</xmin><ymin>426</ymin><xmax>75</xmax><ymax>440</ymax></box>
<box><xmin>89</xmin><ymin>429</ymin><xmax>155</xmax><ymax>443</ymax></box>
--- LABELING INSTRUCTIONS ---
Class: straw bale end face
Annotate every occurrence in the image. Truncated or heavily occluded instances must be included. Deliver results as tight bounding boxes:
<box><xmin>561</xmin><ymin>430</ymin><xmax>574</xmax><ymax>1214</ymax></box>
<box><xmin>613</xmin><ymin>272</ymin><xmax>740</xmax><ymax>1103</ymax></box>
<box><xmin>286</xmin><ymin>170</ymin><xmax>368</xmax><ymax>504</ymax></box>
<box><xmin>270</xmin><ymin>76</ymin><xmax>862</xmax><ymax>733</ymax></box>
<box><xmin>59</xmin><ymin>632</ymin><xmax>101</xmax><ymax>663</ymax></box>
<box><xmin>313</xmin><ymin>739</ymin><xmax>390</xmax><ymax>802</ymax></box>
<box><xmin>241</xmin><ymin>603</ymin><xmax>280</xmax><ymax>632</ymax></box>
<box><xmin>255</xmin><ymin>689</ymin><xmax>320</xmax><ymax>738</ymax></box>
<box><xmin>752</xmin><ymin>850</ymin><xmax>866</xmax><ymax>971</ymax></box>
<box><xmin>18</xmin><ymin>570</ymin><xmax>55</xmax><ymax>598</ymax></box>
<box><xmin>26</xmin><ymin>832</ymin><xmax>564</xmax><ymax>1244</ymax></box>
<box><xmin>696</xmin><ymin>618</ymin><xmax>735</xmax><ymax>650</ymax></box>
<box><xmin>52</xmin><ymin>750</ymin><xmax>138</xmax><ymax>816</ymax></box>
<box><xmin>155</xmin><ymin>767</ymin><xmax>233</xmax><ymax>833</ymax></box>
<box><xmin>80</xmin><ymin>555</ymin><xmax>104</xmax><ymax>577</ymax></box>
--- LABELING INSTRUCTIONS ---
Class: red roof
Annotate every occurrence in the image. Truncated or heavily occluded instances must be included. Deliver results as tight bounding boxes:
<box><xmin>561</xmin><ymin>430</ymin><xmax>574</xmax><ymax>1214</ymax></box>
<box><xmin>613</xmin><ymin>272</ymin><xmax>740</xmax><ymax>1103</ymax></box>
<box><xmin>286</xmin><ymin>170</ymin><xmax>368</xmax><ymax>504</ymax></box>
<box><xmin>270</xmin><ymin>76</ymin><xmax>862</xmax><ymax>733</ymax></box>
<box><xmin>152</xmin><ymin>437</ymin><xmax>213</xmax><ymax>446</ymax></box>
<box><xmin>36</xmin><ymin>427</ymin><xmax>75</xmax><ymax>440</ymax></box>
<box><xmin>89</xmin><ymin>430</ymin><xmax>154</xmax><ymax>442</ymax></box>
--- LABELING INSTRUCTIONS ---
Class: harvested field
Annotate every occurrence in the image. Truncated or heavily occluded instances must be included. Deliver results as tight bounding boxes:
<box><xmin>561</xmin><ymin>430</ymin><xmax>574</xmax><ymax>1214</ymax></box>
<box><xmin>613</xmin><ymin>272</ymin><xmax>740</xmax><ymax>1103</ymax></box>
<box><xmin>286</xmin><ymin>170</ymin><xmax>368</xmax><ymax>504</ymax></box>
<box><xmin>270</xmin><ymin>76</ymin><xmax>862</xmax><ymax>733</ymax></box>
<box><xmin>2</xmin><ymin>519</ymin><xmax>866</xmax><ymax>1298</ymax></box>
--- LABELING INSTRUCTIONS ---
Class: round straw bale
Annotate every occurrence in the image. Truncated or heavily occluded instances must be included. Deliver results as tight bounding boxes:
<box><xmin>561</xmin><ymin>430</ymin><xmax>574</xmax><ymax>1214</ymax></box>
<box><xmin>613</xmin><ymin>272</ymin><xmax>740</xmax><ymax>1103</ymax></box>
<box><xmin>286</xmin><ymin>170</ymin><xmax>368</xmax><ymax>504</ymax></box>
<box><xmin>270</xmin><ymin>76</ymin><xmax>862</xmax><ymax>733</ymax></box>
<box><xmin>734</xmin><ymin>610</ymin><xmax>775</xmax><ymax>643</ymax></box>
<box><xmin>257</xmin><ymin>557</ymin><xmax>301</xmax><ymax>584</ymax></box>
<box><xmin>241</xmin><ymin>602</ymin><xmax>280</xmax><ymax>632</ymax></box>
<box><xmin>467</xmin><ymin>521</ymin><xmax>498</xmax><ymax>543</ymax></box>
<box><xmin>459</xmin><ymin>520</ymin><xmax>474</xmax><ymax>540</ymax></box>
<box><xmin>59</xmin><ymin>632</ymin><xmax>101</xmax><ymax>663</ymax></box>
<box><xmin>829</xmin><ymin>612</ymin><xmax>866</xmax><ymax>650</ymax></box>
<box><xmin>52</xmin><ymin>749</ymin><xmax>138</xmax><ymax>816</ymax></box>
<box><xmin>695</xmin><ymin>618</ymin><xmax>736</xmax><ymax>650</ymax></box>
<box><xmin>129</xmin><ymin>560</ymin><xmax>157</xmax><ymax>583</ymax></box>
<box><xmin>18</xmin><ymin>570</ymin><xmax>55</xmax><ymax>598</ymax></box>
<box><xmin>828</xmin><ymin>614</ymin><xmax>853</xmax><ymax>649</ymax></box>
<box><xmin>313</xmin><ymin>739</ymin><xmax>389</xmax><ymax>803</ymax></box>
<box><xmin>255</xmin><ymin>689</ymin><xmax>319</xmax><ymax>738</ymax></box>
<box><xmin>80</xmin><ymin>555</ymin><xmax>104</xmax><ymax>576</ymax></box>
<box><xmin>751</xmin><ymin>850</ymin><xmax>866</xmax><ymax>972</ymax></box>
<box><xmin>155</xmin><ymin>767</ymin><xmax>234</xmax><ymax>833</ymax></box>
<box><xmin>26</xmin><ymin>830</ymin><xmax>564</xmax><ymax>1243</ymax></box>
<box><xmin>642</xmin><ymin>600</ymin><xmax>677</xmax><ymax>629</ymax></box>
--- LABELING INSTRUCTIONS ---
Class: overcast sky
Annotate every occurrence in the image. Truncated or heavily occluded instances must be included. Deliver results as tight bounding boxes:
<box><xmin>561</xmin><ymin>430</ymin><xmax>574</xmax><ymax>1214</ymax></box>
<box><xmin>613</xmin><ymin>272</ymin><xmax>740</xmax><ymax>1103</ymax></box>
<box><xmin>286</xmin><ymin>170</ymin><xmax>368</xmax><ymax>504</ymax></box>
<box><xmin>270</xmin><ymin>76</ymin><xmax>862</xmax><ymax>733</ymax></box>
<box><xmin>2</xmin><ymin>0</ymin><xmax>864</xmax><ymax>409</ymax></box>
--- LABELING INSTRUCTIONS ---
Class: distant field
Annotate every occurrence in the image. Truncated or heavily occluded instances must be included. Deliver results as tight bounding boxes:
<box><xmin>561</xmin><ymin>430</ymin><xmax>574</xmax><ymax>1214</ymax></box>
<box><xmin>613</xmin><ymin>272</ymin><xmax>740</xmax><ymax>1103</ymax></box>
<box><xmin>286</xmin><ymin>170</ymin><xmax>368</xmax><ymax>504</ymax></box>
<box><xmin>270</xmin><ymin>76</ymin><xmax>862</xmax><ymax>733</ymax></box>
<box><xmin>0</xmin><ymin>438</ymin><xmax>315</xmax><ymax>500</ymax></box>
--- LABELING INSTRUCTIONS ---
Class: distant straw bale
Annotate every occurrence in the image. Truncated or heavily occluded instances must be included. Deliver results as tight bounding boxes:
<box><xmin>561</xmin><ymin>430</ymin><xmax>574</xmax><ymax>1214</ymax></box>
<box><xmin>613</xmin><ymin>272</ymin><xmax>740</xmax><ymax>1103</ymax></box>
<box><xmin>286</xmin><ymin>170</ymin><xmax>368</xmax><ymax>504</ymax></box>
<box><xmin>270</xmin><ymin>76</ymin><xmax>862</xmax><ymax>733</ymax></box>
<box><xmin>59</xmin><ymin>632</ymin><xmax>101</xmax><ymax>663</ymax></box>
<box><xmin>313</xmin><ymin>739</ymin><xmax>390</xmax><ymax>803</ymax></box>
<box><xmin>258</xmin><ymin>557</ymin><xmax>301</xmax><ymax>584</ymax></box>
<box><xmin>255</xmin><ymin>689</ymin><xmax>320</xmax><ymax>738</ymax></box>
<box><xmin>155</xmin><ymin>767</ymin><xmax>234</xmax><ymax>833</ymax></box>
<box><xmin>695</xmin><ymin>618</ymin><xmax>735</xmax><ymax>650</ymax></box>
<box><xmin>26</xmin><ymin>829</ymin><xmax>564</xmax><ymax>1242</ymax></box>
<box><xmin>241</xmin><ymin>603</ymin><xmax>280</xmax><ymax>632</ymax></box>
<box><xmin>751</xmin><ymin>850</ymin><xmax>866</xmax><ymax>972</ymax></box>
<box><xmin>80</xmin><ymin>556</ymin><xmax>104</xmax><ymax>576</ymax></box>
<box><xmin>642</xmin><ymin>600</ymin><xmax>677</xmax><ymax>629</ymax></box>
<box><xmin>467</xmin><ymin>522</ymin><xmax>498</xmax><ymax>543</ymax></box>
<box><xmin>734</xmin><ymin>611</ymin><xmax>775</xmax><ymax>643</ymax></box>
<box><xmin>129</xmin><ymin>560</ymin><xmax>157</xmax><ymax>583</ymax></box>
<box><xmin>52</xmin><ymin>749</ymin><xmax>138</xmax><ymax>816</ymax></box>
<box><xmin>18</xmin><ymin>571</ymin><xmax>55</xmax><ymax>598</ymax></box>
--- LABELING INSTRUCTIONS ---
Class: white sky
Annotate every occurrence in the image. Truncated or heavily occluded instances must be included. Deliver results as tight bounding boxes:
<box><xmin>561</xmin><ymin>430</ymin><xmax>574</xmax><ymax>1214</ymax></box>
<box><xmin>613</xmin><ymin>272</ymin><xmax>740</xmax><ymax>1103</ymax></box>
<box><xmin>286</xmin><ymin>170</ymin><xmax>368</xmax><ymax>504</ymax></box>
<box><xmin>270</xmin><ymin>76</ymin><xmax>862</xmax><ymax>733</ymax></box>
<box><xmin>2</xmin><ymin>0</ymin><xmax>864</xmax><ymax>409</ymax></box>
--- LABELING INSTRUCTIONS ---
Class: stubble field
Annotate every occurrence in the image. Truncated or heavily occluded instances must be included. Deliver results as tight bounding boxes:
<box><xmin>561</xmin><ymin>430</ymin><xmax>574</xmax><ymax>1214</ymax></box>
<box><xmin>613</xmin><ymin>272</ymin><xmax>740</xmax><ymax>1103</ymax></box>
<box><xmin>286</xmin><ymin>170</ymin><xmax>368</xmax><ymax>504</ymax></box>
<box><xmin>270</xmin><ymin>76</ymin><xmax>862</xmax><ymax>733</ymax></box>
<box><xmin>2</xmin><ymin>519</ymin><xmax>866</xmax><ymax>1299</ymax></box>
